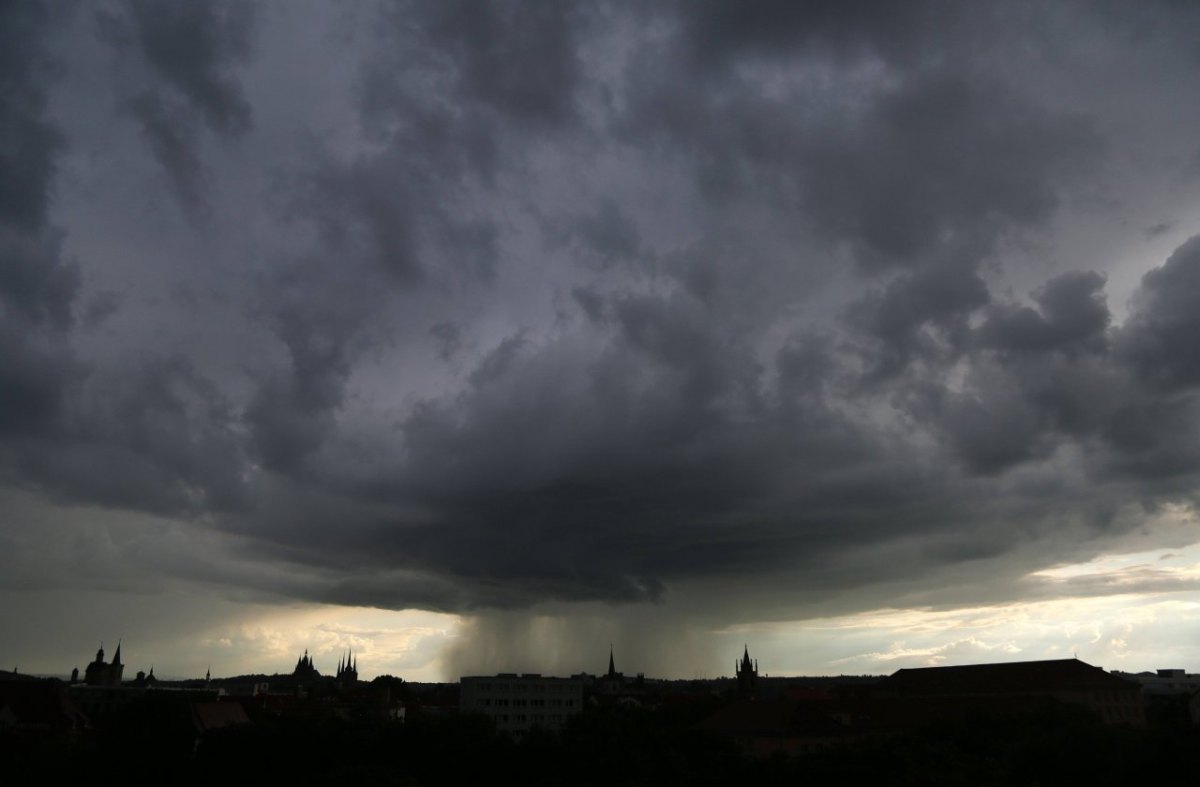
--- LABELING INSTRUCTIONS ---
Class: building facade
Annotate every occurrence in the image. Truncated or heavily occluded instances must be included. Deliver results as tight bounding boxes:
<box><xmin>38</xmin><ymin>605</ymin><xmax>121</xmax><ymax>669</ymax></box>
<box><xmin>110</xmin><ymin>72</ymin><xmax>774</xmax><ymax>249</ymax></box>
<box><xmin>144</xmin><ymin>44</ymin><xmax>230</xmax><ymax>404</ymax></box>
<box><xmin>460</xmin><ymin>674</ymin><xmax>583</xmax><ymax>736</ymax></box>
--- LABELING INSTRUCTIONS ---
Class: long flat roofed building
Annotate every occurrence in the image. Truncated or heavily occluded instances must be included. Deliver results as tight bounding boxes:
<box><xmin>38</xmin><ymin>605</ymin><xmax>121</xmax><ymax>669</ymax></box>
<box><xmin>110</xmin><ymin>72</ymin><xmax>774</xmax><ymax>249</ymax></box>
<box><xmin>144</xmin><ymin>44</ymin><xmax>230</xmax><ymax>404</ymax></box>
<box><xmin>883</xmin><ymin>658</ymin><xmax>1145</xmax><ymax>726</ymax></box>
<box><xmin>460</xmin><ymin>674</ymin><xmax>583</xmax><ymax>736</ymax></box>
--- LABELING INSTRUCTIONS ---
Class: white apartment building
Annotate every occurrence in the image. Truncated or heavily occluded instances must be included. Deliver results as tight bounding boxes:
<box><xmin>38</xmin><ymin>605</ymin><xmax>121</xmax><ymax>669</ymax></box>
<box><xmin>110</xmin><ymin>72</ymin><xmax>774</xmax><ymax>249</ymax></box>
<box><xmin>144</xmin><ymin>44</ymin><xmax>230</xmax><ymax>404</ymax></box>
<box><xmin>460</xmin><ymin>673</ymin><xmax>584</xmax><ymax>736</ymax></box>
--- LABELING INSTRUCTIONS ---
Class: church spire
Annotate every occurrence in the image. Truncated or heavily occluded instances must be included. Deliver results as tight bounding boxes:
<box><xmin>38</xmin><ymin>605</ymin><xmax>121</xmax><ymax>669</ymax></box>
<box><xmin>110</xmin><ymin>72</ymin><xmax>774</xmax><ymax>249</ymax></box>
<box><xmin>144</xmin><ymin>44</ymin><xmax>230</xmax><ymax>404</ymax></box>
<box><xmin>607</xmin><ymin>646</ymin><xmax>616</xmax><ymax>678</ymax></box>
<box><xmin>113</xmin><ymin>639</ymin><xmax>122</xmax><ymax>666</ymax></box>
<box><xmin>736</xmin><ymin>645</ymin><xmax>758</xmax><ymax>698</ymax></box>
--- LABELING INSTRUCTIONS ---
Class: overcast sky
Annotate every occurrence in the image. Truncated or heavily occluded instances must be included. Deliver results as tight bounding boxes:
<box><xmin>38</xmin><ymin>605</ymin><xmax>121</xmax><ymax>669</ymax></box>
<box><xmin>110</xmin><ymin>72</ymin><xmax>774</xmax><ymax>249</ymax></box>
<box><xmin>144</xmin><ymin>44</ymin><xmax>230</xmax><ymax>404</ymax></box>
<box><xmin>4</xmin><ymin>0</ymin><xmax>1200</xmax><ymax>681</ymax></box>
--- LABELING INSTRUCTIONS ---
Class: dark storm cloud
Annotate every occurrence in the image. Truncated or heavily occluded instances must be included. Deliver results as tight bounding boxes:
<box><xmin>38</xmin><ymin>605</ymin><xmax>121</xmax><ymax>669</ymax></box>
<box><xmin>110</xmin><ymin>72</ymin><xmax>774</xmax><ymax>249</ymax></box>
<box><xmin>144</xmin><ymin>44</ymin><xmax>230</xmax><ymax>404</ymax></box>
<box><xmin>97</xmin><ymin>0</ymin><xmax>256</xmax><ymax>212</ymax></box>
<box><xmin>122</xmin><ymin>89</ymin><xmax>208</xmax><ymax>210</ymax></box>
<box><xmin>0</xmin><ymin>328</ymin><xmax>76</xmax><ymax>436</ymax></box>
<box><xmin>8</xmin><ymin>0</ymin><xmax>1200</xmax><ymax>632</ymax></box>
<box><xmin>626</xmin><ymin>75</ymin><xmax>1097</xmax><ymax>296</ymax></box>
<box><xmin>849</xmin><ymin>261</ymin><xmax>990</xmax><ymax>378</ymax></box>
<box><xmin>12</xmin><ymin>355</ymin><xmax>249</xmax><ymax>515</ymax></box>
<box><xmin>681</xmin><ymin>0</ymin><xmax>946</xmax><ymax>69</ymax></box>
<box><xmin>978</xmin><ymin>271</ymin><xmax>1110</xmax><ymax>357</ymax></box>
<box><xmin>295</xmin><ymin>155</ymin><xmax>424</xmax><ymax>283</ymax></box>
<box><xmin>235</xmin><ymin>0</ymin><xmax>593</xmax><ymax>478</ymax></box>
<box><xmin>415</xmin><ymin>0</ymin><xmax>582</xmax><ymax>126</ymax></box>
<box><xmin>0</xmin><ymin>1</ymin><xmax>80</xmax><ymax>438</ymax></box>
<box><xmin>0</xmin><ymin>8</ymin><xmax>65</xmax><ymax>235</ymax></box>
<box><xmin>117</xmin><ymin>0</ymin><xmax>254</xmax><ymax>135</ymax></box>
<box><xmin>899</xmin><ymin>240</ymin><xmax>1200</xmax><ymax>484</ymax></box>
<box><xmin>429</xmin><ymin>321</ymin><xmax>462</xmax><ymax>361</ymax></box>
<box><xmin>244</xmin><ymin>253</ymin><xmax>368</xmax><ymax>474</ymax></box>
<box><xmin>0</xmin><ymin>3</ymin><xmax>252</xmax><ymax>517</ymax></box>
<box><xmin>548</xmin><ymin>200</ymin><xmax>644</xmax><ymax>270</ymax></box>
<box><xmin>1118</xmin><ymin>236</ymin><xmax>1200</xmax><ymax>390</ymax></box>
<box><xmin>1144</xmin><ymin>221</ymin><xmax>1175</xmax><ymax>239</ymax></box>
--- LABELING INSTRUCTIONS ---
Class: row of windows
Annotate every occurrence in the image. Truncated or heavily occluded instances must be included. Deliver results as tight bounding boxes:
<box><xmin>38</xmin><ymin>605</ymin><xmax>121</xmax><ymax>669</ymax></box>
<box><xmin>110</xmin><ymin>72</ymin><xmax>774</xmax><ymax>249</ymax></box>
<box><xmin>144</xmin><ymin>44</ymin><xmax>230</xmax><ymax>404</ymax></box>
<box><xmin>479</xmin><ymin>698</ymin><xmax>574</xmax><ymax>708</ymax></box>
<box><xmin>1093</xmin><ymin>690</ymin><xmax>1137</xmax><ymax>703</ymax></box>
<box><xmin>472</xmin><ymin>682</ymin><xmax>577</xmax><ymax>693</ymax></box>
<box><xmin>477</xmin><ymin>695</ymin><xmax>576</xmax><ymax>710</ymax></box>
<box><xmin>495</xmin><ymin>714</ymin><xmax>570</xmax><ymax>724</ymax></box>
<box><xmin>1102</xmin><ymin>705</ymin><xmax>1138</xmax><ymax>721</ymax></box>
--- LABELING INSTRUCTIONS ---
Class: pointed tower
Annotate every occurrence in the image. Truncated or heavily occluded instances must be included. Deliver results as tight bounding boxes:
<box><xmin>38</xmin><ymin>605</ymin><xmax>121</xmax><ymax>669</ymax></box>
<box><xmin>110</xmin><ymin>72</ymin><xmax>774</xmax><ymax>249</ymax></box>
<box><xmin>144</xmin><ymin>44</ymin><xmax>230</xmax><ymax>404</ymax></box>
<box><xmin>736</xmin><ymin>645</ymin><xmax>758</xmax><ymax>698</ymax></box>
<box><xmin>84</xmin><ymin>640</ymin><xmax>122</xmax><ymax>686</ymax></box>
<box><xmin>111</xmin><ymin>640</ymin><xmax>125</xmax><ymax>683</ymax></box>
<box><xmin>292</xmin><ymin>649</ymin><xmax>320</xmax><ymax>681</ymax></box>
<box><xmin>598</xmin><ymin>645</ymin><xmax>624</xmax><ymax>694</ymax></box>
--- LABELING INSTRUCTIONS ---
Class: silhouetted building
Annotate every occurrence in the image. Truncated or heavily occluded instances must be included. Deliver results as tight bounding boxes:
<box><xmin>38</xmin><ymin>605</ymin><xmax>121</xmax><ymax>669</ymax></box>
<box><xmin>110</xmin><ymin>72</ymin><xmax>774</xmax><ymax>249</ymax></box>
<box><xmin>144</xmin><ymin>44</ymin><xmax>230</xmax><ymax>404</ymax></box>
<box><xmin>131</xmin><ymin>667</ymin><xmax>158</xmax><ymax>688</ymax></box>
<box><xmin>83</xmin><ymin>642</ymin><xmax>124</xmax><ymax>687</ymax></box>
<box><xmin>460</xmin><ymin>674</ymin><xmax>583</xmax><ymax>737</ymax></box>
<box><xmin>0</xmin><ymin>679</ymin><xmax>90</xmax><ymax>740</ymax></box>
<box><xmin>292</xmin><ymin>649</ymin><xmax>320</xmax><ymax>680</ymax></box>
<box><xmin>1113</xmin><ymin>668</ymin><xmax>1200</xmax><ymax>727</ymax></box>
<box><xmin>736</xmin><ymin>645</ymin><xmax>758</xmax><ymax>698</ymax></box>
<box><xmin>336</xmin><ymin>650</ymin><xmax>358</xmax><ymax>684</ymax></box>
<box><xmin>596</xmin><ymin>647</ymin><xmax>626</xmax><ymax>695</ymax></box>
<box><xmin>882</xmin><ymin>658</ymin><xmax>1145</xmax><ymax>726</ymax></box>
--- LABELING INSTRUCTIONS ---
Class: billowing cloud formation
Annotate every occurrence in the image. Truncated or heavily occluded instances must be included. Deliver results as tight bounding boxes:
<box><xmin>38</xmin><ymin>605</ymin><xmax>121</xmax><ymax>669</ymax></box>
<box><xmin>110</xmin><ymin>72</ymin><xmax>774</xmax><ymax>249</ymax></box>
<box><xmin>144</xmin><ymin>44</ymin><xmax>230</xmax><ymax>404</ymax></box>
<box><xmin>5</xmin><ymin>1</ymin><xmax>1200</xmax><ymax>672</ymax></box>
<box><xmin>97</xmin><ymin>0</ymin><xmax>256</xmax><ymax>212</ymax></box>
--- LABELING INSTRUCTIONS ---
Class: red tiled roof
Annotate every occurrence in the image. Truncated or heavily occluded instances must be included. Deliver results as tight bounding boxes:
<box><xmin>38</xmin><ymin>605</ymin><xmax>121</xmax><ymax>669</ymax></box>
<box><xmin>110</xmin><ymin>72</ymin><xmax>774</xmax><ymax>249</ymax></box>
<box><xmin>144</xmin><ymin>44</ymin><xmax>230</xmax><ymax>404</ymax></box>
<box><xmin>193</xmin><ymin>701</ymin><xmax>250</xmax><ymax>731</ymax></box>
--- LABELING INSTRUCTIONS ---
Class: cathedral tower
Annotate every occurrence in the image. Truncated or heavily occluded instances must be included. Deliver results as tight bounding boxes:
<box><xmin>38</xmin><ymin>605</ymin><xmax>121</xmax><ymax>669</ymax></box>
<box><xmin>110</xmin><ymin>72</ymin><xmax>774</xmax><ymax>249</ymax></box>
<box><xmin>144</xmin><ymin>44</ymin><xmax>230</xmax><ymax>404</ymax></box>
<box><xmin>736</xmin><ymin>645</ymin><xmax>758</xmax><ymax>698</ymax></box>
